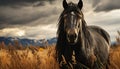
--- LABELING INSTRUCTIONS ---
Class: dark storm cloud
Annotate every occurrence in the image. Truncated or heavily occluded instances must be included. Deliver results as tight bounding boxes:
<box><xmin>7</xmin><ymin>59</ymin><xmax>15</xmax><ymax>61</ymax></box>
<box><xmin>1</xmin><ymin>0</ymin><xmax>120</xmax><ymax>30</ymax></box>
<box><xmin>0</xmin><ymin>0</ymin><xmax>60</xmax><ymax>29</ymax></box>
<box><xmin>91</xmin><ymin>0</ymin><xmax>120</xmax><ymax>12</ymax></box>
<box><xmin>0</xmin><ymin>0</ymin><xmax>55</xmax><ymax>6</ymax></box>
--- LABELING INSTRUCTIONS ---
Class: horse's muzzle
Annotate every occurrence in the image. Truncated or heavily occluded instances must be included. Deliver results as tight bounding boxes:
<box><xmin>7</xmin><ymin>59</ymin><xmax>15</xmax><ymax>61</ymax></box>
<box><xmin>67</xmin><ymin>34</ymin><xmax>78</xmax><ymax>44</ymax></box>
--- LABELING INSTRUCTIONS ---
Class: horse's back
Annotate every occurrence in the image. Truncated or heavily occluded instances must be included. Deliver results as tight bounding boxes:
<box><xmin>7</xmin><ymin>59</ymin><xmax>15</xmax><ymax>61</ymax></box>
<box><xmin>88</xmin><ymin>26</ymin><xmax>110</xmax><ymax>45</ymax></box>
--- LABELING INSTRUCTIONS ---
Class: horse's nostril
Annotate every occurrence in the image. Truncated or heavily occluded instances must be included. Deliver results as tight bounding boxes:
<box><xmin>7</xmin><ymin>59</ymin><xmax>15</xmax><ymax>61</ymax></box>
<box><xmin>68</xmin><ymin>34</ymin><xmax>77</xmax><ymax>39</ymax></box>
<box><xmin>68</xmin><ymin>34</ymin><xmax>71</xmax><ymax>38</ymax></box>
<box><xmin>74</xmin><ymin>34</ymin><xmax>77</xmax><ymax>38</ymax></box>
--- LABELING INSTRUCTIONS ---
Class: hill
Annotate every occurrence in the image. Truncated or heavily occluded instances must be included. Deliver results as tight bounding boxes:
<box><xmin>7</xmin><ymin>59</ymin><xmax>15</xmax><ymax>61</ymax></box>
<box><xmin>0</xmin><ymin>37</ymin><xmax>57</xmax><ymax>46</ymax></box>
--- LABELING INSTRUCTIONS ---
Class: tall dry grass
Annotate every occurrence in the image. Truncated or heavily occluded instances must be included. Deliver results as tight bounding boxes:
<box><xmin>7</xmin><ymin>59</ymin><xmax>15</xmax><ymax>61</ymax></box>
<box><xmin>1</xmin><ymin>43</ymin><xmax>120</xmax><ymax>69</ymax></box>
<box><xmin>0</xmin><ymin>43</ymin><xmax>59</xmax><ymax>69</ymax></box>
<box><xmin>108</xmin><ymin>45</ymin><xmax>120</xmax><ymax>69</ymax></box>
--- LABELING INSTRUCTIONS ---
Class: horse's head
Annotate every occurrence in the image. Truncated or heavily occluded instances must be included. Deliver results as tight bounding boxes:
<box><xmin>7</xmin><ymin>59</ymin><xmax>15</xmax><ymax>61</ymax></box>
<box><xmin>62</xmin><ymin>0</ymin><xmax>83</xmax><ymax>45</ymax></box>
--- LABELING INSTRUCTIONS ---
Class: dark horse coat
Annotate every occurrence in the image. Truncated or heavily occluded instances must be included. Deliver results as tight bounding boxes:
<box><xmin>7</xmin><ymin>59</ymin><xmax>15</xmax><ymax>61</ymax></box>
<box><xmin>56</xmin><ymin>0</ymin><xmax>110</xmax><ymax>69</ymax></box>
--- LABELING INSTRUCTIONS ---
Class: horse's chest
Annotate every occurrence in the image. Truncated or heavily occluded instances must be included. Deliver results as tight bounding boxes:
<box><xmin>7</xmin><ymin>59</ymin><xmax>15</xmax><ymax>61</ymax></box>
<box><xmin>73</xmin><ymin>47</ymin><xmax>96</xmax><ymax>65</ymax></box>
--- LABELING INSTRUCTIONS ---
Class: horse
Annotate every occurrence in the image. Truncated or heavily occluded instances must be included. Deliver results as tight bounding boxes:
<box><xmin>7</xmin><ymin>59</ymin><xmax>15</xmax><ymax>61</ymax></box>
<box><xmin>56</xmin><ymin>0</ymin><xmax>110</xmax><ymax>69</ymax></box>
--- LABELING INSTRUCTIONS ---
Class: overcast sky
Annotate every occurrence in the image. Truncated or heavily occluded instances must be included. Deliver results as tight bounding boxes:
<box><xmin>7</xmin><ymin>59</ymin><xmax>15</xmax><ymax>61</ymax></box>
<box><xmin>0</xmin><ymin>0</ymin><xmax>120</xmax><ymax>42</ymax></box>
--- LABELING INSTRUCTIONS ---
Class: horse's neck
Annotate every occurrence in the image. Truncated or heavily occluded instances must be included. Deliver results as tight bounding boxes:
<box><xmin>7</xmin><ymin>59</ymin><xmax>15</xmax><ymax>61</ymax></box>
<box><xmin>77</xmin><ymin>29</ymin><xmax>94</xmax><ymax>57</ymax></box>
<box><xmin>82</xmin><ymin>28</ymin><xmax>94</xmax><ymax>47</ymax></box>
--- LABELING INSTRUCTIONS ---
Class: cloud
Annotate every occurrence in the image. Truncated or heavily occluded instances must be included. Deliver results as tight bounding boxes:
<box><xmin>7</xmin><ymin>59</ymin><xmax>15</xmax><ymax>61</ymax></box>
<box><xmin>0</xmin><ymin>0</ymin><xmax>120</xmax><ymax>29</ymax></box>
<box><xmin>0</xmin><ymin>24</ymin><xmax>57</xmax><ymax>39</ymax></box>
<box><xmin>0</xmin><ymin>0</ymin><xmax>61</xmax><ymax>39</ymax></box>
<box><xmin>0</xmin><ymin>0</ymin><xmax>62</xmax><ymax>29</ymax></box>
<box><xmin>0</xmin><ymin>0</ymin><xmax>119</xmax><ymax>42</ymax></box>
<box><xmin>22</xmin><ymin>24</ymin><xmax>57</xmax><ymax>39</ymax></box>
<box><xmin>0</xmin><ymin>0</ymin><xmax>54</xmax><ymax>7</ymax></box>
<box><xmin>0</xmin><ymin>28</ymin><xmax>25</xmax><ymax>37</ymax></box>
<box><xmin>84</xmin><ymin>9</ymin><xmax>120</xmax><ymax>41</ymax></box>
<box><xmin>91</xmin><ymin>0</ymin><xmax>120</xmax><ymax>12</ymax></box>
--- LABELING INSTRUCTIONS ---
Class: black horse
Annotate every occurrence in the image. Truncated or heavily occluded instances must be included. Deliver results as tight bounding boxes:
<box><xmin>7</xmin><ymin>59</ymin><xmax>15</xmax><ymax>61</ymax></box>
<box><xmin>56</xmin><ymin>0</ymin><xmax>110</xmax><ymax>69</ymax></box>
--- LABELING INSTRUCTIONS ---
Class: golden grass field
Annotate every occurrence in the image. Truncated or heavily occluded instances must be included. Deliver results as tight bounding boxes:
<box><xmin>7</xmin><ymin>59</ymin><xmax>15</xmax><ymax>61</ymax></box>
<box><xmin>0</xmin><ymin>31</ymin><xmax>120</xmax><ymax>69</ymax></box>
<box><xmin>108</xmin><ymin>45</ymin><xmax>120</xmax><ymax>69</ymax></box>
<box><xmin>0</xmin><ymin>43</ymin><xmax>59</xmax><ymax>69</ymax></box>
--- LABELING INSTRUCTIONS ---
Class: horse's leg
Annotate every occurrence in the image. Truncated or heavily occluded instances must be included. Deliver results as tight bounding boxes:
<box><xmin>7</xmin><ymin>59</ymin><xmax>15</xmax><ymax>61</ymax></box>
<box><xmin>92</xmin><ymin>54</ymin><xmax>110</xmax><ymax>69</ymax></box>
<box><xmin>74</xmin><ymin>49</ymin><xmax>89</xmax><ymax>69</ymax></box>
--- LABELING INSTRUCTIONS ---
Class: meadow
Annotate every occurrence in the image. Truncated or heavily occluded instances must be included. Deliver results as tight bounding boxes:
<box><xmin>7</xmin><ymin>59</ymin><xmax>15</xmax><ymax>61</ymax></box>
<box><xmin>0</xmin><ymin>43</ymin><xmax>120</xmax><ymax>69</ymax></box>
<box><xmin>0</xmin><ymin>43</ymin><xmax>59</xmax><ymax>69</ymax></box>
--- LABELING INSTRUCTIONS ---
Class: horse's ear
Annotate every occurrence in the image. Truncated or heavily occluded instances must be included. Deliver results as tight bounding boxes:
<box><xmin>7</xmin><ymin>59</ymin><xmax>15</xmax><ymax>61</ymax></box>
<box><xmin>78</xmin><ymin>0</ymin><xmax>83</xmax><ymax>10</ymax></box>
<box><xmin>63</xmin><ymin>0</ymin><xmax>68</xmax><ymax>9</ymax></box>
